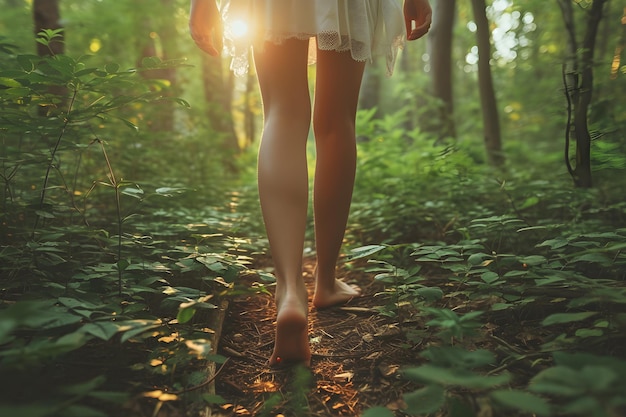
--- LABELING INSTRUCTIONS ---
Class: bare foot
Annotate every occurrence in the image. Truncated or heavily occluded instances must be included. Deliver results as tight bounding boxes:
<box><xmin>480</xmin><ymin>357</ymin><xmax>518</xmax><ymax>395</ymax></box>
<box><xmin>313</xmin><ymin>278</ymin><xmax>361</xmax><ymax>309</ymax></box>
<box><xmin>269</xmin><ymin>292</ymin><xmax>311</xmax><ymax>367</ymax></box>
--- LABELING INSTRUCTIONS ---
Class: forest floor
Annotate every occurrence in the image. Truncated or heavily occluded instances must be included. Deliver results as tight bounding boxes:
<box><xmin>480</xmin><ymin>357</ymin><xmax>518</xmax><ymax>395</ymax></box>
<box><xmin>210</xmin><ymin>257</ymin><xmax>424</xmax><ymax>417</ymax></box>
<box><xmin>127</xmin><ymin>253</ymin><xmax>626</xmax><ymax>417</ymax></box>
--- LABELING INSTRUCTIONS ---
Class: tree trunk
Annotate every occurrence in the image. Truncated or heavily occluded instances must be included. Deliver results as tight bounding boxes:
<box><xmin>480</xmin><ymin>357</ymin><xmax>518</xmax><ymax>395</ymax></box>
<box><xmin>139</xmin><ymin>0</ymin><xmax>176</xmax><ymax>132</ymax></box>
<box><xmin>33</xmin><ymin>0</ymin><xmax>64</xmax><ymax>117</ymax></box>
<box><xmin>140</xmin><ymin>41</ymin><xmax>176</xmax><ymax>132</ymax></box>
<box><xmin>610</xmin><ymin>6</ymin><xmax>626</xmax><ymax>80</ymax></box>
<box><xmin>471</xmin><ymin>0</ymin><xmax>504</xmax><ymax>167</ymax></box>
<box><xmin>558</xmin><ymin>0</ymin><xmax>607</xmax><ymax>188</ymax></box>
<box><xmin>611</xmin><ymin>7</ymin><xmax>626</xmax><ymax>80</ymax></box>
<box><xmin>574</xmin><ymin>0</ymin><xmax>606</xmax><ymax>187</ymax></box>
<box><xmin>201</xmin><ymin>52</ymin><xmax>239</xmax><ymax>151</ymax></box>
<box><xmin>33</xmin><ymin>0</ymin><xmax>63</xmax><ymax>56</ymax></box>
<box><xmin>429</xmin><ymin>0</ymin><xmax>457</xmax><ymax>140</ymax></box>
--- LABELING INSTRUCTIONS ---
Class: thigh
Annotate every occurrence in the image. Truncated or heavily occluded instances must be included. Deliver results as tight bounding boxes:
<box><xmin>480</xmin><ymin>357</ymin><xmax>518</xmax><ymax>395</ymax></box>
<box><xmin>253</xmin><ymin>39</ymin><xmax>311</xmax><ymax>115</ymax></box>
<box><xmin>313</xmin><ymin>49</ymin><xmax>366</xmax><ymax>132</ymax></box>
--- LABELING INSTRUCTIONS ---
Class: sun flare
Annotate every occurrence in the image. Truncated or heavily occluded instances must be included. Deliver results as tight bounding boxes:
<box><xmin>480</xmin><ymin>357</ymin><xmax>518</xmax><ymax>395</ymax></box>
<box><xmin>230</xmin><ymin>19</ymin><xmax>249</xmax><ymax>39</ymax></box>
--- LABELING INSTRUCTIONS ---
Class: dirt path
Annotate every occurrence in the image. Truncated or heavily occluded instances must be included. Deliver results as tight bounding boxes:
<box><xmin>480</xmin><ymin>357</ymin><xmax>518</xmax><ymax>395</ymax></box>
<box><xmin>209</xmin><ymin>258</ymin><xmax>424</xmax><ymax>416</ymax></box>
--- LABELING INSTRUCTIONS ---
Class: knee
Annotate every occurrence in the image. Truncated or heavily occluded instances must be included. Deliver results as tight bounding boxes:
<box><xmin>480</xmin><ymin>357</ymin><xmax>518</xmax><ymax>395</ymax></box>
<box><xmin>312</xmin><ymin>114</ymin><xmax>356</xmax><ymax>142</ymax></box>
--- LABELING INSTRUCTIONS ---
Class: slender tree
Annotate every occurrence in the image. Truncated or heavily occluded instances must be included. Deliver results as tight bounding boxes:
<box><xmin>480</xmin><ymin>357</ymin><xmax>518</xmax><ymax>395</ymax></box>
<box><xmin>470</xmin><ymin>0</ymin><xmax>504</xmax><ymax>167</ymax></box>
<box><xmin>138</xmin><ymin>0</ymin><xmax>177</xmax><ymax>132</ymax></box>
<box><xmin>558</xmin><ymin>0</ymin><xmax>608</xmax><ymax>188</ymax></box>
<box><xmin>429</xmin><ymin>0</ymin><xmax>457</xmax><ymax>140</ymax></box>
<box><xmin>33</xmin><ymin>0</ymin><xmax>65</xmax><ymax>117</ymax></box>
<box><xmin>201</xmin><ymin>52</ymin><xmax>239</xmax><ymax>150</ymax></box>
<box><xmin>33</xmin><ymin>0</ymin><xmax>63</xmax><ymax>56</ymax></box>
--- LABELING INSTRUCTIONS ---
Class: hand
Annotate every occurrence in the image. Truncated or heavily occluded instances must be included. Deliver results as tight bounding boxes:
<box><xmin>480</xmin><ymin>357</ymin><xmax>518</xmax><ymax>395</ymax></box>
<box><xmin>404</xmin><ymin>0</ymin><xmax>432</xmax><ymax>41</ymax></box>
<box><xmin>189</xmin><ymin>0</ymin><xmax>223</xmax><ymax>56</ymax></box>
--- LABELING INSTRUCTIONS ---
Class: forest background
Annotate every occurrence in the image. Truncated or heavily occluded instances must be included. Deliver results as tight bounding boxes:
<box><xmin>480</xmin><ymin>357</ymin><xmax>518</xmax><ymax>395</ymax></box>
<box><xmin>1</xmin><ymin>0</ymin><xmax>625</xmax><ymax>416</ymax></box>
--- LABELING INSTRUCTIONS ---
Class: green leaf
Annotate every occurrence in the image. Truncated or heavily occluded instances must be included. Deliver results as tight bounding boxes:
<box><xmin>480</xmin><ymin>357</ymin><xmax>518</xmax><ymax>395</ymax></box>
<box><xmin>155</xmin><ymin>187</ymin><xmax>186</xmax><ymax>196</ymax></box>
<box><xmin>518</xmin><ymin>255</ymin><xmax>547</xmax><ymax>266</ymax></box>
<box><xmin>537</xmin><ymin>238</ymin><xmax>569</xmax><ymax>250</ymax></box>
<box><xmin>118</xmin><ymin>320</ymin><xmax>161</xmax><ymax>343</ymax></box>
<box><xmin>562</xmin><ymin>396</ymin><xmax>605</xmax><ymax>417</ymax></box>
<box><xmin>58</xmin><ymin>296</ymin><xmax>100</xmax><ymax>310</ymax></box>
<box><xmin>468</xmin><ymin>252</ymin><xmax>491</xmax><ymax>265</ymax></box>
<box><xmin>491</xmin><ymin>390</ymin><xmax>551</xmax><ymax>416</ymax></box>
<box><xmin>121</xmin><ymin>186</ymin><xmax>144</xmax><ymax>198</ymax></box>
<box><xmin>403</xmin><ymin>384</ymin><xmax>445</xmax><ymax>415</ymax></box>
<box><xmin>553</xmin><ymin>351</ymin><xmax>626</xmax><ymax>375</ymax></box>
<box><xmin>348</xmin><ymin>244</ymin><xmax>386</xmax><ymax>260</ymax></box>
<box><xmin>481</xmin><ymin>271</ymin><xmax>500</xmax><ymax>284</ymax></box>
<box><xmin>0</xmin><ymin>76</ymin><xmax>21</xmax><ymax>87</ymax></box>
<box><xmin>491</xmin><ymin>303</ymin><xmax>512</xmax><ymax>311</ymax></box>
<box><xmin>542</xmin><ymin>311</ymin><xmax>597</xmax><ymax>326</ymax></box>
<box><xmin>403</xmin><ymin>365</ymin><xmax>510</xmax><ymax>389</ymax></box>
<box><xmin>105</xmin><ymin>63</ymin><xmax>120</xmax><ymax>73</ymax></box>
<box><xmin>421</xmin><ymin>347</ymin><xmax>496</xmax><ymax>369</ymax></box>
<box><xmin>415</xmin><ymin>286</ymin><xmax>444</xmax><ymax>301</ymax></box>
<box><xmin>581</xmin><ymin>366</ymin><xmax>618</xmax><ymax>391</ymax></box>
<box><xmin>116</xmin><ymin>259</ymin><xmax>130</xmax><ymax>272</ymax></box>
<box><xmin>575</xmin><ymin>328</ymin><xmax>603</xmax><ymax>338</ymax></box>
<box><xmin>571</xmin><ymin>252</ymin><xmax>613</xmax><ymax>266</ymax></box>
<box><xmin>81</xmin><ymin>322</ymin><xmax>123</xmax><ymax>341</ymax></box>
<box><xmin>518</xmin><ymin>196</ymin><xmax>540</xmax><ymax>210</ymax></box>
<box><xmin>17</xmin><ymin>54</ymin><xmax>37</xmax><ymax>71</ymax></box>
<box><xmin>202</xmin><ymin>394</ymin><xmax>228</xmax><ymax>405</ymax></box>
<box><xmin>529</xmin><ymin>366</ymin><xmax>584</xmax><ymax>397</ymax></box>
<box><xmin>177</xmin><ymin>307</ymin><xmax>196</xmax><ymax>324</ymax></box>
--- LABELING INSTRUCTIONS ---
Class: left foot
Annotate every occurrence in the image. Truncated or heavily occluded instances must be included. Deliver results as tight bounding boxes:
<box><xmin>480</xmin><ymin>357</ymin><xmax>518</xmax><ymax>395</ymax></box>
<box><xmin>313</xmin><ymin>278</ymin><xmax>361</xmax><ymax>309</ymax></box>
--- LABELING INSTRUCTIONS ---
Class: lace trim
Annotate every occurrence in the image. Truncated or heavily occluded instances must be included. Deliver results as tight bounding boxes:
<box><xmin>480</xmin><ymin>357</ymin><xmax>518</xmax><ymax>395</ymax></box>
<box><xmin>226</xmin><ymin>32</ymin><xmax>404</xmax><ymax>77</ymax></box>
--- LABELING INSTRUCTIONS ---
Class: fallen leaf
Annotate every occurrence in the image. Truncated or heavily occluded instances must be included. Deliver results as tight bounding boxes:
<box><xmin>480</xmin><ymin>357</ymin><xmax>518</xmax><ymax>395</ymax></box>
<box><xmin>334</xmin><ymin>372</ymin><xmax>354</xmax><ymax>382</ymax></box>
<box><xmin>374</xmin><ymin>324</ymin><xmax>401</xmax><ymax>338</ymax></box>
<box><xmin>142</xmin><ymin>390</ymin><xmax>178</xmax><ymax>402</ymax></box>
<box><xmin>143</xmin><ymin>390</ymin><xmax>163</xmax><ymax>398</ymax></box>
<box><xmin>363</xmin><ymin>351</ymin><xmax>383</xmax><ymax>360</ymax></box>
<box><xmin>158</xmin><ymin>393</ymin><xmax>178</xmax><ymax>402</ymax></box>
<box><xmin>379</xmin><ymin>364</ymin><xmax>400</xmax><ymax>378</ymax></box>
<box><xmin>362</xmin><ymin>333</ymin><xmax>374</xmax><ymax>343</ymax></box>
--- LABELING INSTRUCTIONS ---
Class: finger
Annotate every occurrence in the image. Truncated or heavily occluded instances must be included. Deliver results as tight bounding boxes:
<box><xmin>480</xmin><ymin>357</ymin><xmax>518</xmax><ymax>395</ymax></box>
<box><xmin>191</xmin><ymin>31</ymin><xmax>220</xmax><ymax>56</ymax></box>
<box><xmin>408</xmin><ymin>22</ymin><xmax>430</xmax><ymax>40</ymax></box>
<box><xmin>407</xmin><ymin>13</ymin><xmax>432</xmax><ymax>40</ymax></box>
<box><xmin>201</xmin><ymin>42</ymin><xmax>219</xmax><ymax>56</ymax></box>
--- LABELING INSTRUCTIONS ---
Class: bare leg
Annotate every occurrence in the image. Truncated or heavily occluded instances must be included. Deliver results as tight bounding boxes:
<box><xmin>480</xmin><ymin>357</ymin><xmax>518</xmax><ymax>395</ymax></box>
<box><xmin>312</xmin><ymin>49</ymin><xmax>365</xmax><ymax>309</ymax></box>
<box><xmin>254</xmin><ymin>39</ymin><xmax>312</xmax><ymax>366</ymax></box>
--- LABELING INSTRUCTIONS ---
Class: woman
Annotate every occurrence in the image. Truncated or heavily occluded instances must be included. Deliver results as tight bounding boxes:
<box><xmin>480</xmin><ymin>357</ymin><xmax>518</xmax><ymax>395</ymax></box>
<box><xmin>190</xmin><ymin>0</ymin><xmax>431</xmax><ymax>367</ymax></box>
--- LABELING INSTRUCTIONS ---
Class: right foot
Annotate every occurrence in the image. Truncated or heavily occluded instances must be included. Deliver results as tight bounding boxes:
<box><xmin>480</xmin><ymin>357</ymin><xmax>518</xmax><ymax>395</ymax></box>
<box><xmin>269</xmin><ymin>291</ymin><xmax>310</xmax><ymax>367</ymax></box>
<box><xmin>313</xmin><ymin>278</ymin><xmax>361</xmax><ymax>309</ymax></box>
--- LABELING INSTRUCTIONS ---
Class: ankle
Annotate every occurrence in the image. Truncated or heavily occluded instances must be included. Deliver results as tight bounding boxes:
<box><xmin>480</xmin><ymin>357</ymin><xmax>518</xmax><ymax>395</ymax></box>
<box><xmin>275</xmin><ymin>281</ymin><xmax>307</xmax><ymax>307</ymax></box>
<box><xmin>314</xmin><ymin>265</ymin><xmax>337</xmax><ymax>287</ymax></box>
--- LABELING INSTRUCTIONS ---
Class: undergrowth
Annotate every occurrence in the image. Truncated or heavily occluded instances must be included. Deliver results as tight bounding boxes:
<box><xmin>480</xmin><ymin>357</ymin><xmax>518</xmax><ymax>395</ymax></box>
<box><xmin>350</xmin><ymin>109</ymin><xmax>626</xmax><ymax>416</ymax></box>
<box><xmin>0</xmin><ymin>32</ymin><xmax>266</xmax><ymax>416</ymax></box>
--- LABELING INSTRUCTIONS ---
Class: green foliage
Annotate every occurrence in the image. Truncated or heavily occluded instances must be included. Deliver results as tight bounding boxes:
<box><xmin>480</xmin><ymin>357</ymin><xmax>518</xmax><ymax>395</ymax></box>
<box><xmin>355</xmin><ymin>107</ymin><xmax>626</xmax><ymax>416</ymax></box>
<box><xmin>0</xmin><ymin>34</ymin><xmax>265</xmax><ymax>416</ymax></box>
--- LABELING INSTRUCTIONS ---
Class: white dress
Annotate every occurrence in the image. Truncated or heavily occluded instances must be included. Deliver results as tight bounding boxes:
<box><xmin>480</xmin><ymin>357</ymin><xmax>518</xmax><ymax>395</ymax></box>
<box><xmin>221</xmin><ymin>0</ymin><xmax>405</xmax><ymax>76</ymax></box>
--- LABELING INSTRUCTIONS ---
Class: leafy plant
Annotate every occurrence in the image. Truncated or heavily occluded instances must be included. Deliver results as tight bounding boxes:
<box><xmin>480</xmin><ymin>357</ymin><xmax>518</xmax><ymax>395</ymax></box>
<box><xmin>0</xmin><ymin>32</ymin><xmax>261</xmax><ymax>416</ymax></box>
